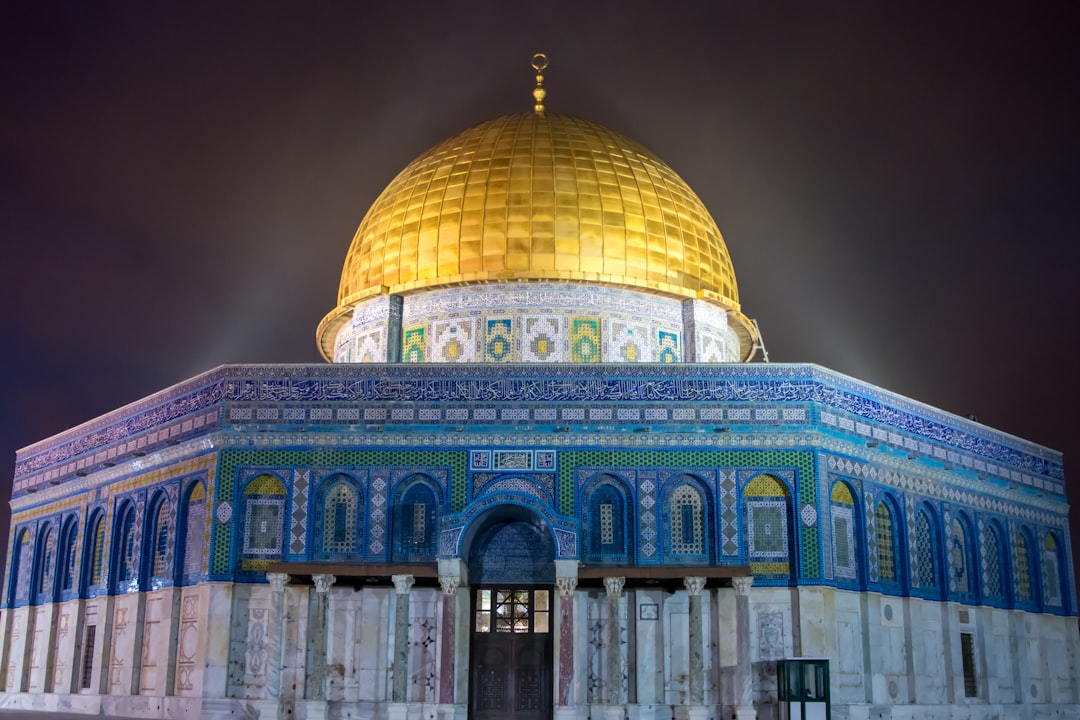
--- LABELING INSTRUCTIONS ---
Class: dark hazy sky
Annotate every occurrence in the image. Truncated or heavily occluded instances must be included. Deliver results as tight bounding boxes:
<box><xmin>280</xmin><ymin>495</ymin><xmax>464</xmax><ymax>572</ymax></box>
<box><xmin>2</xmin><ymin>3</ymin><xmax>1079</xmax><ymax>572</ymax></box>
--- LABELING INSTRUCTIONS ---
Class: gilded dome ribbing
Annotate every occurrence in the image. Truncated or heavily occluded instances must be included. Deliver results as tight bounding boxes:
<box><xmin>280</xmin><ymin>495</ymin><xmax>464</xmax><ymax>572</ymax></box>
<box><xmin>318</xmin><ymin>112</ymin><xmax>756</xmax><ymax>360</ymax></box>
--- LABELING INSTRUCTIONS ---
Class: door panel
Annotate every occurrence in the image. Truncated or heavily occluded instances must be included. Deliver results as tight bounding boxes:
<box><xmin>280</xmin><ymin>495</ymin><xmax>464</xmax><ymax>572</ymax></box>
<box><xmin>470</xmin><ymin>587</ymin><xmax>552</xmax><ymax>720</ymax></box>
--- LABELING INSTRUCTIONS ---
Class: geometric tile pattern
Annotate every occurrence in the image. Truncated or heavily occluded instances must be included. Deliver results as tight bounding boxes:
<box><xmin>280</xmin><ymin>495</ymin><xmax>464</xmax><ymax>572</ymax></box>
<box><xmin>638</xmin><ymin>470</ymin><xmax>657</xmax><ymax>559</ymax></box>
<box><xmin>484</xmin><ymin>318</ymin><xmax>514</xmax><ymax>362</ymax></box>
<box><xmin>570</xmin><ymin>318</ymin><xmax>601</xmax><ymax>364</ymax></box>
<box><xmin>289</xmin><ymin>469</ymin><xmax>309</xmax><ymax>556</ymax></box>
<box><xmin>719</xmin><ymin>469</ymin><xmax>738</xmax><ymax>556</ymax></box>
<box><xmin>865</xmin><ymin>492</ymin><xmax>879</xmax><ymax>583</ymax></box>
<box><xmin>915</xmin><ymin>510</ymin><xmax>936</xmax><ymax>590</ymax></box>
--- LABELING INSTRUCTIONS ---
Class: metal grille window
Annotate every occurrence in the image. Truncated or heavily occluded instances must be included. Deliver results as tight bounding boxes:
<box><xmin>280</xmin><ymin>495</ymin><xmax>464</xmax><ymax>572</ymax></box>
<box><xmin>413</xmin><ymin>502</ymin><xmax>427</xmax><ymax>544</ymax></box>
<box><xmin>61</xmin><ymin>522</ymin><xmax>78</xmax><ymax>593</ymax></box>
<box><xmin>38</xmin><ymin>527</ymin><xmax>56</xmax><ymax>598</ymax></box>
<box><xmin>116</xmin><ymin>507</ymin><xmax>138</xmax><ymax>586</ymax></box>
<box><xmin>949</xmin><ymin>519</ymin><xmax>969</xmax><ymax>594</ymax></box>
<box><xmin>670</xmin><ymin>485</ymin><xmax>704</xmax><ymax>555</ymax></box>
<box><xmin>81</xmin><ymin>625</ymin><xmax>97</xmax><ymax>690</ymax></box>
<box><xmin>831</xmin><ymin>483</ymin><xmax>857</xmax><ymax>581</ymax></box>
<box><xmin>474</xmin><ymin>588</ymin><xmax>550</xmax><ymax>634</ymax></box>
<box><xmin>322</xmin><ymin>482</ymin><xmax>357</xmax><ymax>553</ymax></box>
<box><xmin>89</xmin><ymin>516</ymin><xmax>105</xmax><ymax>587</ymax></box>
<box><xmin>183</xmin><ymin>484</ymin><xmax>206</xmax><ymax>582</ymax></box>
<box><xmin>1015</xmin><ymin>534</ymin><xmax>1031</xmax><ymax>602</ymax></box>
<box><xmin>152</xmin><ymin>501</ymin><xmax>170</xmax><ymax>578</ymax></box>
<box><xmin>960</xmin><ymin>632</ymin><xmax>978</xmax><ymax>697</ymax></box>
<box><xmin>599</xmin><ymin>503</ymin><xmax>614</xmax><ymax>545</ymax></box>
<box><xmin>875</xmin><ymin>502</ymin><xmax>895</xmax><ymax>582</ymax></box>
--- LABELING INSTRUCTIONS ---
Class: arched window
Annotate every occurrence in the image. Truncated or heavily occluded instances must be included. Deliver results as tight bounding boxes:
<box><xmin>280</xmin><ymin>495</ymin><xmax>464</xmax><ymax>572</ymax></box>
<box><xmin>915</xmin><ymin>508</ymin><xmax>939</xmax><ymax>593</ymax></box>
<box><xmin>8</xmin><ymin>529</ymin><xmax>30</xmax><ymax>606</ymax></box>
<box><xmin>392</xmin><ymin>481</ymin><xmax>438</xmax><ymax>563</ymax></box>
<box><xmin>58</xmin><ymin>518</ymin><xmax>79</xmax><ymax>594</ymax></box>
<box><xmin>1014</xmin><ymin>531</ymin><xmax>1033</xmax><ymax>604</ymax></box>
<box><xmin>1043</xmin><ymin>533</ymin><xmax>1065</xmax><ymax>608</ymax></box>
<box><xmin>744</xmin><ymin>474</ymin><xmax>791</xmax><ymax>576</ymax></box>
<box><xmin>982</xmin><ymin>524</ymin><xmax>1005</xmax><ymax>601</ymax></box>
<box><xmin>84</xmin><ymin>512</ymin><xmax>106</xmax><ymax>592</ymax></box>
<box><xmin>242</xmin><ymin>474</ymin><xmax>287</xmax><ymax>572</ymax></box>
<box><xmin>831</xmin><ymin>482</ymin><xmax>858</xmax><ymax>582</ymax></box>
<box><xmin>322</xmin><ymin>480</ymin><xmax>360</xmax><ymax>556</ymax></box>
<box><xmin>181</xmin><ymin>482</ymin><xmax>207</xmax><ymax>583</ymax></box>
<box><xmin>583</xmin><ymin>479</ymin><xmax>629</xmax><ymax>564</ymax></box>
<box><xmin>668</xmin><ymin>483</ymin><xmax>707</xmax><ymax>560</ymax></box>
<box><xmin>948</xmin><ymin>517</ymin><xmax>973</xmax><ymax>597</ymax></box>
<box><xmin>36</xmin><ymin>524</ymin><xmax>57</xmax><ymax>602</ymax></box>
<box><xmin>874</xmin><ymin>501</ymin><xmax>897</xmax><ymax>584</ymax></box>
<box><xmin>146</xmin><ymin>495</ymin><xmax>171</xmax><ymax>586</ymax></box>
<box><xmin>113</xmin><ymin>502</ymin><xmax>139</xmax><ymax>592</ymax></box>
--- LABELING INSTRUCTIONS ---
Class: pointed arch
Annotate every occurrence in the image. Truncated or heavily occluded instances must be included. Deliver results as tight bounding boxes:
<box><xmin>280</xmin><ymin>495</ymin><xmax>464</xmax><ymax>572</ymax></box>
<box><xmin>830</xmin><ymin>480</ymin><xmax>860</xmax><ymax>584</ymax></box>
<box><xmin>314</xmin><ymin>473</ymin><xmax>363</xmax><ymax>560</ymax></box>
<box><xmin>8</xmin><ymin>527</ymin><xmax>31</xmax><ymax>607</ymax></box>
<box><xmin>981</xmin><ymin>520</ymin><xmax>1007</xmax><ymax>603</ymax></box>
<box><xmin>582</xmin><ymin>473</ymin><xmax>632</xmax><ymax>565</ymax></box>
<box><xmin>392</xmin><ymin>475</ymin><xmax>439</xmax><ymax>563</ymax></box>
<box><xmin>178</xmin><ymin>480</ymin><xmax>208</xmax><ymax>584</ymax></box>
<box><xmin>914</xmin><ymin>504</ymin><xmax>943</xmax><ymax>598</ymax></box>
<box><xmin>1013</xmin><ymin>526</ymin><xmax>1037</xmax><ymax>606</ymax></box>
<box><xmin>34</xmin><ymin>522</ymin><xmax>57</xmax><ymax>604</ymax></box>
<box><xmin>947</xmin><ymin>513</ymin><xmax>976</xmax><ymax>600</ymax></box>
<box><xmin>1043</xmin><ymin>532</ymin><xmax>1067</xmax><ymax>609</ymax></box>
<box><xmin>112</xmin><ymin>500</ymin><xmax>139</xmax><ymax>593</ymax></box>
<box><xmin>82</xmin><ymin>509</ymin><xmax>106</xmax><ymax>596</ymax></box>
<box><xmin>241</xmin><ymin>473</ymin><xmax>288</xmax><ymax>572</ymax></box>
<box><xmin>58</xmin><ymin>515</ymin><xmax>79</xmax><ymax>596</ymax></box>
<box><xmin>743</xmin><ymin>473</ymin><xmax>792</xmax><ymax>577</ymax></box>
<box><xmin>144</xmin><ymin>490</ymin><xmax>172</xmax><ymax>588</ymax></box>
<box><xmin>663</xmin><ymin>475</ymin><xmax>711</xmax><ymax>563</ymax></box>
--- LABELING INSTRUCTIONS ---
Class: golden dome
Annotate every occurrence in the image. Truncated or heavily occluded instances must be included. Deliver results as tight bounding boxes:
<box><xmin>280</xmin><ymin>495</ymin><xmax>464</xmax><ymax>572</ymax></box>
<box><xmin>318</xmin><ymin>112</ymin><xmax>757</xmax><ymax>359</ymax></box>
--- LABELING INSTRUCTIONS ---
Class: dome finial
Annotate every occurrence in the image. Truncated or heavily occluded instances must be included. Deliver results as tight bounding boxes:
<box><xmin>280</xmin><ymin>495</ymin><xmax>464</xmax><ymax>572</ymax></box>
<box><xmin>531</xmin><ymin>53</ymin><xmax>548</xmax><ymax>115</ymax></box>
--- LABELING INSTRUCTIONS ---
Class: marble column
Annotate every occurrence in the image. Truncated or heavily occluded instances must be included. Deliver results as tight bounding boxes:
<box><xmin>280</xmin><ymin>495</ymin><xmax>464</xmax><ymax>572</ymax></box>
<box><xmin>604</xmin><ymin>576</ymin><xmax>626</xmax><ymax>720</ymax></box>
<box><xmin>556</xmin><ymin>576</ymin><xmax>578</xmax><ymax>712</ymax></box>
<box><xmin>257</xmin><ymin>573</ymin><xmax>289</xmax><ymax>720</ymax></box>
<box><xmin>732</xmin><ymin>576</ymin><xmax>757</xmax><ymax>720</ymax></box>
<box><xmin>305</xmin><ymin>573</ymin><xmax>335</xmax><ymax>720</ymax></box>
<box><xmin>389</xmin><ymin>574</ymin><xmax>415</xmax><ymax>720</ymax></box>
<box><xmin>684</xmin><ymin>576</ymin><xmax>707</xmax><ymax>719</ymax></box>
<box><xmin>438</xmin><ymin>573</ymin><xmax>459</xmax><ymax>707</ymax></box>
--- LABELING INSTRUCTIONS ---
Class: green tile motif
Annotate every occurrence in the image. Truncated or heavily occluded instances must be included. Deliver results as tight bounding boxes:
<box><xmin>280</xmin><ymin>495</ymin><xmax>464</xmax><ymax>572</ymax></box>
<box><xmin>213</xmin><ymin>448</ymin><xmax>467</xmax><ymax>575</ymax></box>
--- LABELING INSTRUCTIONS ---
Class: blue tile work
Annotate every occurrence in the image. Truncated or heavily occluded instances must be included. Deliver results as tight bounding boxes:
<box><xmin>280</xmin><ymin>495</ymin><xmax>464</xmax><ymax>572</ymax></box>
<box><xmin>3</xmin><ymin>363</ymin><xmax>1074</xmax><ymax>619</ymax></box>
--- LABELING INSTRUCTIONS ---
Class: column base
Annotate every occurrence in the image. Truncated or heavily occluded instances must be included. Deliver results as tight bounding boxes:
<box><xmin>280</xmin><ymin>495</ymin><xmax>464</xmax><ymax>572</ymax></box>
<box><xmin>255</xmin><ymin>699</ymin><xmax>280</xmax><ymax>720</ymax></box>
<box><xmin>686</xmin><ymin>706</ymin><xmax>709</xmax><ymax>720</ymax></box>
<box><xmin>303</xmin><ymin>700</ymin><xmax>328</xmax><ymax>720</ymax></box>
<box><xmin>555</xmin><ymin>706</ymin><xmax>579</xmax><ymax>720</ymax></box>
<box><xmin>388</xmin><ymin>702</ymin><xmax>411</xmax><ymax>720</ymax></box>
<box><xmin>605</xmin><ymin>705</ymin><xmax>626</xmax><ymax>720</ymax></box>
<box><xmin>627</xmin><ymin>704</ymin><xmax>657</xmax><ymax>720</ymax></box>
<box><xmin>735</xmin><ymin>706</ymin><xmax>758</xmax><ymax>720</ymax></box>
<box><xmin>437</xmin><ymin>703</ymin><xmax>468</xmax><ymax>720</ymax></box>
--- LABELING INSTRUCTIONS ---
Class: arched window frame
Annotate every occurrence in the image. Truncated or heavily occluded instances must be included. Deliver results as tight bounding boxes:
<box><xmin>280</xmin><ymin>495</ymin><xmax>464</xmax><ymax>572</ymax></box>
<box><xmin>391</xmin><ymin>476</ymin><xmax>440</xmax><ymax>563</ymax></box>
<box><xmin>111</xmin><ymin>500</ymin><xmax>140</xmax><ymax>594</ymax></box>
<box><xmin>7</xmin><ymin>527</ymin><xmax>31</xmax><ymax>607</ymax></box>
<box><xmin>313</xmin><ymin>474</ymin><xmax>364</xmax><ymax>561</ymax></box>
<box><xmin>57</xmin><ymin>516</ymin><xmax>80</xmax><ymax>599</ymax></box>
<box><xmin>178</xmin><ymin>480</ymin><xmax>208</xmax><ymax>585</ymax></box>
<box><xmin>1012</xmin><ymin>526</ymin><xmax>1038</xmax><ymax>609</ymax></box>
<box><xmin>663</xmin><ymin>476</ymin><xmax>711</xmax><ymax>564</ymax></box>
<box><xmin>81</xmin><ymin>509</ymin><xmax>107</xmax><ymax>597</ymax></box>
<box><xmin>870</xmin><ymin>495</ymin><xmax>905</xmax><ymax>592</ymax></box>
<box><xmin>980</xmin><ymin>520</ymin><xmax>1008</xmax><ymax>606</ymax></box>
<box><xmin>581</xmin><ymin>474</ymin><xmax>632</xmax><ymax>565</ymax></box>
<box><xmin>913</xmin><ymin>504</ymin><xmax>944</xmax><ymax>600</ymax></box>
<box><xmin>240</xmin><ymin>473</ymin><xmax>289</xmax><ymax>573</ymax></box>
<box><xmin>143</xmin><ymin>490</ymin><xmax>172</xmax><ymax>590</ymax></box>
<box><xmin>947</xmin><ymin>513</ymin><xmax>977</xmax><ymax>603</ymax></box>
<box><xmin>830</xmin><ymin>480</ymin><xmax>861</xmax><ymax>587</ymax></box>
<box><xmin>742</xmin><ymin>474</ymin><xmax>793</xmax><ymax>580</ymax></box>
<box><xmin>33</xmin><ymin>521</ymin><xmax>57</xmax><ymax>605</ymax></box>
<box><xmin>1042</xmin><ymin>531</ymin><xmax>1068</xmax><ymax>612</ymax></box>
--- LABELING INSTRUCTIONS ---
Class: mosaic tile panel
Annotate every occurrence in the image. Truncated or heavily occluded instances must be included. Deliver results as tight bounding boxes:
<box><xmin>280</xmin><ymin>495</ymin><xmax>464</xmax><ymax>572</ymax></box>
<box><xmin>402</xmin><ymin>326</ymin><xmax>425</xmax><ymax>363</ymax></box>
<box><xmin>522</xmin><ymin>316</ymin><xmax>563</xmax><ymax>362</ymax></box>
<box><xmin>657</xmin><ymin>331</ymin><xmax>679</xmax><ymax>363</ymax></box>
<box><xmin>915</xmin><ymin>510</ymin><xmax>935</xmax><ymax>589</ymax></box>
<box><xmin>289</xmin><ymin>469</ymin><xmax>309</xmax><ymax>556</ymax></box>
<box><xmin>431</xmin><ymin>319</ymin><xmax>477</xmax><ymax>363</ymax></box>
<box><xmin>638</xmin><ymin>470</ymin><xmax>656</xmax><ymax>558</ymax></box>
<box><xmin>484</xmin><ymin>318</ymin><xmax>515</xmax><ymax>362</ymax></box>
<box><xmin>864</xmin><ymin>492</ymin><xmax>878</xmax><ymax>583</ymax></box>
<box><xmin>719</xmin><ymin>469</ymin><xmax>738</xmax><ymax>556</ymax></box>
<box><xmin>570</xmin><ymin>318</ymin><xmax>601</xmax><ymax>363</ymax></box>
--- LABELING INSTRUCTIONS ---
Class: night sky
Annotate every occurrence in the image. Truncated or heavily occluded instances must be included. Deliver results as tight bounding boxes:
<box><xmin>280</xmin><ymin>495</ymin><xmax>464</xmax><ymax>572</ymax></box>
<box><xmin>3</xmin><ymin>3</ymin><xmax>1079</xmax><ymax>577</ymax></box>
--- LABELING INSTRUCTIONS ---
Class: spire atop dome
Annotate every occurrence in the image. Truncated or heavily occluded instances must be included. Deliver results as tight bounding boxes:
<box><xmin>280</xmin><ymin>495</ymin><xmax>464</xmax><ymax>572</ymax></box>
<box><xmin>531</xmin><ymin>52</ymin><xmax>548</xmax><ymax>114</ymax></box>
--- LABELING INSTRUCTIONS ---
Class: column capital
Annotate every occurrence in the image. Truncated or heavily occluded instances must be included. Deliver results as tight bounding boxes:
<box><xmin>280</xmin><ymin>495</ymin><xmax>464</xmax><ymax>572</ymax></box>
<box><xmin>439</xmin><ymin>574</ymin><xmax>460</xmax><ymax>596</ymax></box>
<box><xmin>392</xmin><ymin>574</ymin><xmax>415</xmax><ymax>594</ymax></box>
<box><xmin>266</xmin><ymin>572</ymin><xmax>289</xmax><ymax>592</ymax></box>
<box><xmin>732</xmin><ymin>575</ymin><xmax>754</xmax><ymax>596</ymax></box>
<box><xmin>556</xmin><ymin>576</ymin><xmax>578</xmax><ymax>597</ymax></box>
<box><xmin>312</xmin><ymin>573</ymin><xmax>336</xmax><ymax>594</ymax></box>
<box><xmin>603</xmin><ymin>576</ymin><xmax>625</xmax><ymax>598</ymax></box>
<box><xmin>684</xmin><ymin>576</ymin><xmax>706</xmax><ymax>596</ymax></box>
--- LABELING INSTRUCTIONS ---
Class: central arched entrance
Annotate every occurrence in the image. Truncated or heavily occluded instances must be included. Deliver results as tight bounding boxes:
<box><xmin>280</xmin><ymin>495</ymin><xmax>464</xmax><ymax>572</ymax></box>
<box><xmin>465</xmin><ymin>504</ymin><xmax>555</xmax><ymax>720</ymax></box>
